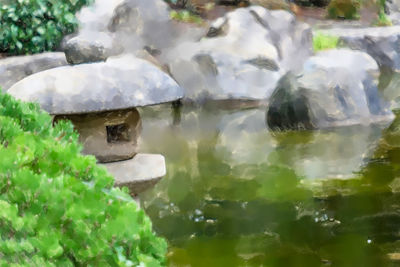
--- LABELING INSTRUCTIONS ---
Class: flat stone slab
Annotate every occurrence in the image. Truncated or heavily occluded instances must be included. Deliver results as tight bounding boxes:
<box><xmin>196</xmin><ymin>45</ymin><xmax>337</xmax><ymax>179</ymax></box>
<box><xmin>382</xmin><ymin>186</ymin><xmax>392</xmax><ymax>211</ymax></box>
<box><xmin>8</xmin><ymin>55</ymin><xmax>183</xmax><ymax>114</ymax></box>
<box><xmin>102</xmin><ymin>153</ymin><xmax>166</xmax><ymax>195</ymax></box>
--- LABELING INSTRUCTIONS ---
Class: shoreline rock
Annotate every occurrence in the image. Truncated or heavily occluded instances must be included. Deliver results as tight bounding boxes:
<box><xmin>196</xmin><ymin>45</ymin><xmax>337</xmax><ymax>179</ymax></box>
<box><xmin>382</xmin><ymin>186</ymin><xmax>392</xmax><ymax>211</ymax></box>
<box><xmin>267</xmin><ymin>49</ymin><xmax>394</xmax><ymax>130</ymax></box>
<box><xmin>317</xmin><ymin>26</ymin><xmax>400</xmax><ymax>72</ymax></box>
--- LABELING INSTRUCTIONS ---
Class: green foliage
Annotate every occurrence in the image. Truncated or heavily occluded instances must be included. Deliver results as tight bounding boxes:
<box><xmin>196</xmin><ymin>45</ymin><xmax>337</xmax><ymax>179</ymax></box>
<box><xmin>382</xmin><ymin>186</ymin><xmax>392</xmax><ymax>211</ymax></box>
<box><xmin>327</xmin><ymin>0</ymin><xmax>361</xmax><ymax>19</ymax></box>
<box><xmin>0</xmin><ymin>90</ymin><xmax>167</xmax><ymax>266</ymax></box>
<box><xmin>312</xmin><ymin>33</ymin><xmax>339</xmax><ymax>51</ymax></box>
<box><xmin>373</xmin><ymin>10</ymin><xmax>392</xmax><ymax>26</ymax></box>
<box><xmin>170</xmin><ymin>10</ymin><xmax>204</xmax><ymax>25</ymax></box>
<box><xmin>0</xmin><ymin>0</ymin><xmax>92</xmax><ymax>55</ymax></box>
<box><xmin>373</xmin><ymin>0</ymin><xmax>392</xmax><ymax>27</ymax></box>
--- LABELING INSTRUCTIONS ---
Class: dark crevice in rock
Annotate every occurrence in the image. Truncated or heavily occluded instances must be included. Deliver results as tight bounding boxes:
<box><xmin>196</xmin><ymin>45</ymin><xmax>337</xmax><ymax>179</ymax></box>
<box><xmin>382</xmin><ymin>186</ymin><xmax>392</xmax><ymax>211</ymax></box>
<box><xmin>193</xmin><ymin>54</ymin><xmax>219</xmax><ymax>76</ymax></box>
<box><xmin>267</xmin><ymin>74</ymin><xmax>315</xmax><ymax>131</ymax></box>
<box><xmin>206</xmin><ymin>18</ymin><xmax>229</xmax><ymax>38</ymax></box>
<box><xmin>245</xmin><ymin>57</ymin><xmax>279</xmax><ymax>71</ymax></box>
<box><xmin>333</xmin><ymin>85</ymin><xmax>352</xmax><ymax>116</ymax></box>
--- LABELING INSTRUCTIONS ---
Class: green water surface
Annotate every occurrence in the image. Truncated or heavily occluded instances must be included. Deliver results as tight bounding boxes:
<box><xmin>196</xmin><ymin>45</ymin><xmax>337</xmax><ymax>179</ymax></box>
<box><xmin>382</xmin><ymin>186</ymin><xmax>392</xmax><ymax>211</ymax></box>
<box><xmin>138</xmin><ymin>105</ymin><xmax>400</xmax><ymax>267</ymax></box>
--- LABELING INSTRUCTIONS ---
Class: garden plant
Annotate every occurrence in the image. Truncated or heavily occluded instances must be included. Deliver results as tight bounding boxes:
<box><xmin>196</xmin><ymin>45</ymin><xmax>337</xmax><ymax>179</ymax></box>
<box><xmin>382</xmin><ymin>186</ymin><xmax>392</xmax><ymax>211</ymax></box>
<box><xmin>0</xmin><ymin>90</ymin><xmax>167</xmax><ymax>266</ymax></box>
<box><xmin>0</xmin><ymin>0</ymin><xmax>92</xmax><ymax>55</ymax></box>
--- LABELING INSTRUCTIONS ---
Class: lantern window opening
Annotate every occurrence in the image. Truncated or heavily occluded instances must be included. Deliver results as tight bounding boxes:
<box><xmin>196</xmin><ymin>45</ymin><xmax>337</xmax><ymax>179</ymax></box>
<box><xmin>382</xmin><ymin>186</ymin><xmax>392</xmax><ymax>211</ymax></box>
<box><xmin>106</xmin><ymin>123</ymin><xmax>130</xmax><ymax>143</ymax></box>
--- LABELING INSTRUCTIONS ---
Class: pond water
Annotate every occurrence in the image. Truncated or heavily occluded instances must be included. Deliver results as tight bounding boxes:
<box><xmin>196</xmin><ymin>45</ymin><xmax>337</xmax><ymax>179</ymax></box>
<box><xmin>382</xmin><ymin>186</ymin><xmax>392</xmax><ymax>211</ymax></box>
<box><xmin>137</xmin><ymin>104</ymin><xmax>400</xmax><ymax>266</ymax></box>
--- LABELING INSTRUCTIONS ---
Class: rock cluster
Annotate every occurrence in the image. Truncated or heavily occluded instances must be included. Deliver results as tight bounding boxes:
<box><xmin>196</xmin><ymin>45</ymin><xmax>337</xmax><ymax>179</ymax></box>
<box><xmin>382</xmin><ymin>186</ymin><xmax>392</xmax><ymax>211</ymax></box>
<box><xmin>169</xmin><ymin>6</ymin><xmax>312</xmax><ymax>103</ymax></box>
<box><xmin>2</xmin><ymin>0</ymin><xmax>398</xmax><ymax>131</ymax></box>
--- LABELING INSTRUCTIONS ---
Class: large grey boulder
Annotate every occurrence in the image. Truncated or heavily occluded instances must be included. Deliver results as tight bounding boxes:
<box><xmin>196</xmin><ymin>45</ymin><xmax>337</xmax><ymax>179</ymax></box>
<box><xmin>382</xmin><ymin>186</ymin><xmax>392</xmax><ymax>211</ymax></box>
<box><xmin>267</xmin><ymin>49</ymin><xmax>393</xmax><ymax>130</ymax></box>
<box><xmin>8</xmin><ymin>54</ymin><xmax>183</xmax><ymax>115</ymax></box>
<box><xmin>107</xmin><ymin>0</ymin><xmax>204</xmax><ymax>50</ymax></box>
<box><xmin>62</xmin><ymin>0</ymin><xmax>125</xmax><ymax>64</ymax></box>
<box><xmin>63</xmin><ymin>0</ymin><xmax>186</xmax><ymax>64</ymax></box>
<box><xmin>0</xmin><ymin>53</ymin><xmax>68</xmax><ymax>91</ymax></box>
<box><xmin>318</xmin><ymin>26</ymin><xmax>400</xmax><ymax>72</ymax></box>
<box><xmin>167</xmin><ymin>6</ymin><xmax>312</xmax><ymax>104</ymax></box>
<box><xmin>63</xmin><ymin>32</ymin><xmax>121</xmax><ymax>64</ymax></box>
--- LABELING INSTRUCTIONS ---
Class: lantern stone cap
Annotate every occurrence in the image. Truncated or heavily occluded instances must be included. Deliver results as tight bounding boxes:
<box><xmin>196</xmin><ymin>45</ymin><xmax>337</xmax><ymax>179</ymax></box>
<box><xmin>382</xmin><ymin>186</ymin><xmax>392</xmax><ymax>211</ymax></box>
<box><xmin>8</xmin><ymin>55</ymin><xmax>183</xmax><ymax>115</ymax></box>
<box><xmin>101</xmin><ymin>153</ymin><xmax>166</xmax><ymax>195</ymax></box>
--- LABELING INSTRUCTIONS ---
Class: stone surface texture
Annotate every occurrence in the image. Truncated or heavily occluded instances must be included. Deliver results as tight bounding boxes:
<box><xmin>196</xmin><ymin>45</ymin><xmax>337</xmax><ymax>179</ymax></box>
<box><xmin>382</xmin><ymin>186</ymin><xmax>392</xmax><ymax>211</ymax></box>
<box><xmin>8</xmin><ymin>55</ymin><xmax>184</xmax><ymax>114</ymax></box>
<box><xmin>267</xmin><ymin>49</ymin><xmax>394</xmax><ymax>130</ymax></box>
<box><xmin>0</xmin><ymin>53</ymin><xmax>68</xmax><ymax>91</ymax></box>
<box><xmin>318</xmin><ymin>26</ymin><xmax>400</xmax><ymax>71</ymax></box>
<box><xmin>168</xmin><ymin>6</ymin><xmax>313</xmax><ymax>103</ymax></box>
<box><xmin>54</xmin><ymin>109</ymin><xmax>142</xmax><ymax>163</ymax></box>
<box><xmin>63</xmin><ymin>32</ymin><xmax>120</xmax><ymax>64</ymax></box>
<box><xmin>63</xmin><ymin>0</ymin><xmax>186</xmax><ymax>64</ymax></box>
<box><xmin>102</xmin><ymin>153</ymin><xmax>166</xmax><ymax>195</ymax></box>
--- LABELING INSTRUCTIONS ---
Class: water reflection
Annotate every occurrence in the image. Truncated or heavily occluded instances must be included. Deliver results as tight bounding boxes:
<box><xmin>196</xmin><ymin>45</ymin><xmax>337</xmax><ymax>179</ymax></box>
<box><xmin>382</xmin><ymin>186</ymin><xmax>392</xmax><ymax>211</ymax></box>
<box><xmin>137</xmin><ymin>105</ymin><xmax>400</xmax><ymax>266</ymax></box>
<box><xmin>139</xmin><ymin>106</ymin><xmax>387</xmax><ymax>179</ymax></box>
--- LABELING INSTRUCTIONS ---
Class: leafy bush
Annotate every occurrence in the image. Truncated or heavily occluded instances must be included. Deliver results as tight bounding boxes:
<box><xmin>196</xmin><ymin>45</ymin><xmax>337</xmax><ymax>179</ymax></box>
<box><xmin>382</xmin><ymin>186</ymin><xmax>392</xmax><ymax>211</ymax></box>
<box><xmin>312</xmin><ymin>33</ymin><xmax>339</xmax><ymax>51</ymax></box>
<box><xmin>373</xmin><ymin>0</ymin><xmax>392</xmax><ymax>26</ymax></box>
<box><xmin>0</xmin><ymin>0</ymin><xmax>92</xmax><ymax>55</ymax></box>
<box><xmin>327</xmin><ymin>0</ymin><xmax>360</xmax><ymax>19</ymax></box>
<box><xmin>374</xmin><ymin>10</ymin><xmax>392</xmax><ymax>26</ymax></box>
<box><xmin>0</xmin><ymin>90</ymin><xmax>167</xmax><ymax>266</ymax></box>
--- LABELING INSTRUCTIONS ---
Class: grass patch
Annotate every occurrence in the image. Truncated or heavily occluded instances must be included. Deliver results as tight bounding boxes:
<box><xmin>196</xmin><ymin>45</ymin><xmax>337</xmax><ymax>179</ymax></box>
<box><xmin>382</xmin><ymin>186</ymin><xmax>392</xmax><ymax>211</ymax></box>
<box><xmin>170</xmin><ymin>10</ymin><xmax>204</xmax><ymax>25</ymax></box>
<box><xmin>312</xmin><ymin>32</ymin><xmax>340</xmax><ymax>52</ymax></box>
<box><xmin>373</xmin><ymin>10</ymin><xmax>392</xmax><ymax>26</ymax></box>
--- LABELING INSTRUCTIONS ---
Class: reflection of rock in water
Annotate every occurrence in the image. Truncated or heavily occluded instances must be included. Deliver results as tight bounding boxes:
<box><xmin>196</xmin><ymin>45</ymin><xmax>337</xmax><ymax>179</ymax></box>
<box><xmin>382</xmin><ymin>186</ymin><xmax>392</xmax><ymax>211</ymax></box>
<box><xmin>139</xmin><ymin>105</ymin><xmax>388</xmax><ymax>180</ymax></box>
<box><xmin>216</xmin><ymin>109</ymin><xmax>387</xmax><ymax>179</ymax></box>
<box><xmin>381</xmin><ymin>71</ymin><xmax>400</xmax><ymax>110</ymax></box>
<box><xmin>139</xmin><ymin>106</ymin><xmax>400</xmax><ymax>266</ymax></box>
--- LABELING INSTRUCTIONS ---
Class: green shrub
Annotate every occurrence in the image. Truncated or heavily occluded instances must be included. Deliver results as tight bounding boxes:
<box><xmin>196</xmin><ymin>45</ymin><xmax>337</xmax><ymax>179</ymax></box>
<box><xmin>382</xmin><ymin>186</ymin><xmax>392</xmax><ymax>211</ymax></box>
<box><xmin>327</xmin><ymin>0</ymin><xmax>360</xmax><ymax>19</ymax></box>
<box><xmin>373</xmin><ymin>0</ymin><xmax>392</xmax><ymax>26</ymax></box>
<box><xmin>0</xmin><ymin>90</ymin><xmax>167</xmax><ymax>266</ymax></box>
<box><xmin>0</xmin><ymin>0</ymin><xmax>92</xmax><ymax>55</ymax></box>
<box><xmin>312</xmin><ymin>33</ymin><xmax>339</xmax><ymax>51</ymax></box>
<box><xmin>373</xmin><ymin>10</ymin><xmax>392</xmax><ymax>26</ymax></box>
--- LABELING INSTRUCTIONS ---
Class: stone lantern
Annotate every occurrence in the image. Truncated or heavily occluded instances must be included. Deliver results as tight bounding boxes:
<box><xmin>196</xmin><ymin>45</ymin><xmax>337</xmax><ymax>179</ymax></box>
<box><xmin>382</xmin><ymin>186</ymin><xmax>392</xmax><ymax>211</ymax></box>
<box><xmin>8</xmin><ymin>55</ymin><xmax>183</xmax><ymax>195</ymax></box>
